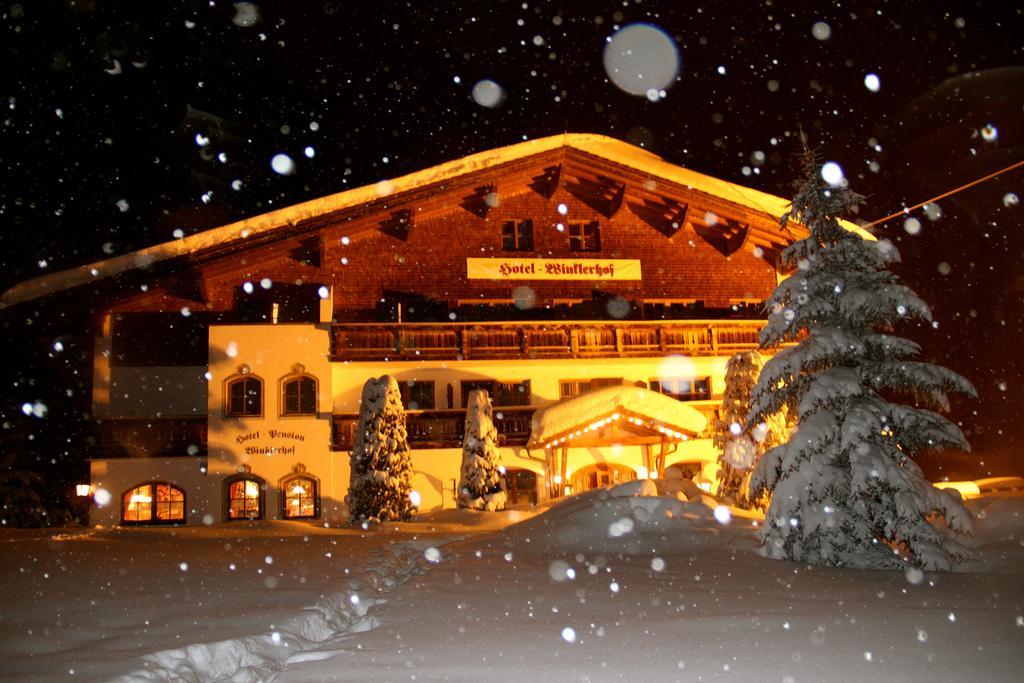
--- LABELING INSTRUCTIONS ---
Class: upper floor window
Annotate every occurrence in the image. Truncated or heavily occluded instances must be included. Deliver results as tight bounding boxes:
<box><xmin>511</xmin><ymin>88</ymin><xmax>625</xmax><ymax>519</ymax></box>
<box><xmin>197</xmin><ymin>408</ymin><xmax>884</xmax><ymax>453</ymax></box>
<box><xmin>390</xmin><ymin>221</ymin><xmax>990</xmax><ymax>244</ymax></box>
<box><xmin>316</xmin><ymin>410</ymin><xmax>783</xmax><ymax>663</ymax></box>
<box><xmin>650</xmin><ymin>377</ymin><xmax>711</xmax><ymax>401</ymax></box>
<box><xmin>461</xmin><ymin>379</ymin><xmax>531</xmax><ymax>407</ymax></box>
<box><xmin>559</xmin><ymin>378</ymin><xmax>624</xmax><ymax>398</ymax></box>
<box><xmin>225</xmin><ymin>372</ymin><xmax>263</xmax><ymax>417</ymax></box>
<box><xmin>122</xmin><ymin>482</ymin><xmax>186</xmax><ymax>525</ymax></box>
<box><xmin>400</xmin><ymin>380</ymin><xmax>435</xmax><ymax>410</ymax></box>
<box><xmin>281</xmin><ymin>367</ymin><xmax>317</xmax><ymax>416</ymax></box>
<box><xmin>568</xmin><ymin>221</ymin><xmax>601</xmax><ymax>252</ymax></box>
<box><xmin>501</xmin><ymin>220</ymin><xmax>534</xmax><ymax>251</ymax></box>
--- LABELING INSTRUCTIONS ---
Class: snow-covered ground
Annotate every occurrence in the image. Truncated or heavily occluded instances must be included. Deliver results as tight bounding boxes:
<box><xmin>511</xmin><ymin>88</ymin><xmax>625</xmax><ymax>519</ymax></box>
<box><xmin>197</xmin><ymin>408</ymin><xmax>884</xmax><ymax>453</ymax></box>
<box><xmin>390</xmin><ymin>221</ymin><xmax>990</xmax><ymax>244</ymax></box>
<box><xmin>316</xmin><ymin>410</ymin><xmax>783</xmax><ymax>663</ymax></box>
<box><xmin>1</xmin><ymin>489</ymin><xmax>1021</xmax><ymax>682</ymax></box>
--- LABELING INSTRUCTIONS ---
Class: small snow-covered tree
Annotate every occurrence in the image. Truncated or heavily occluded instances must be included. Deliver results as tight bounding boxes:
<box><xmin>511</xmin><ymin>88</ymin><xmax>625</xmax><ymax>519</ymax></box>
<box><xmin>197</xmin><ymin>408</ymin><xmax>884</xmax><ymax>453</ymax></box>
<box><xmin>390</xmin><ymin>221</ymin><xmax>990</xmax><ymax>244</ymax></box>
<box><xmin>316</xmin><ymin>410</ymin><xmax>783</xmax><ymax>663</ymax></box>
<box><xmin>458</xmin><ymin>389</ymin><xmax>507</xmax><ymax>511</ymax></box>
<box><xmin>748</xmin><ymin>150</ymin><xmax>976</xmax><ymax>571</ymax></box>
<box><xmin>346</xmin><ymin>375</ymin><xmax>417</xmax><ymax>522</ymax></box>
<box><xmin>714</xmin><ymin>351</ymin><xmax>787</xmax><ymax>507</ymax></box>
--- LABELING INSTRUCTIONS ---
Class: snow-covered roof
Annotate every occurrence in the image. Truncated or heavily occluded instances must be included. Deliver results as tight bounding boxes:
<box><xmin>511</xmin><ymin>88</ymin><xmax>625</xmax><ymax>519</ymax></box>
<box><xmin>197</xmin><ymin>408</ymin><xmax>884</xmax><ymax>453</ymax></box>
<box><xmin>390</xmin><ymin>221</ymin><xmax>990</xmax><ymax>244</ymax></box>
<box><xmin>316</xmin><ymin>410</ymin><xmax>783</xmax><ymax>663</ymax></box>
<box><xmin>529</xmin><ymin>385</ymin><xmax>708</xmax><ymax>448</ymax></box>
<box><xmin>1</xmin><ymin>132</ymin><xmax>872</xmax><ymax>308</ymax></box>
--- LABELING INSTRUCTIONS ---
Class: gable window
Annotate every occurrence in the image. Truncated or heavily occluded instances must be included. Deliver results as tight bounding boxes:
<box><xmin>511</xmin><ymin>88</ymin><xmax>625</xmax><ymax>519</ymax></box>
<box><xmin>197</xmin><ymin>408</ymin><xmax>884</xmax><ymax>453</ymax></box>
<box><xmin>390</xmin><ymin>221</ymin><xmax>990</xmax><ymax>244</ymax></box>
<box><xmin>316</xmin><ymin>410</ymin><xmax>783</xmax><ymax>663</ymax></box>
<box><xmin>224</xmin><ymin>475</ymin><xmax>265</xmax><ymax>520</ymax></box>
<box><xmin>649</xmin><ymin>377</ymin><xmax>711</xmax><ymax>401</ymax></box>
<box><xmin>501</xmin><ymin>220</ymin><xmax>534</xmax><ymax>251</ymax></box>
<box><xmin>226</xmin><ymin>373</ymin><xmax>263</xmax><ymax>418</ymax></box>
<box><xmin>461</xmin><ymin>379</ymin><xmax>531</xmax><ymax>407</ymax></box>
<box><xmin>122</xmin><ymin>482</ymin><xmax>186</xmax><ymax>525</ymax></box>
<box><xmin>400</xmin><ymin>380</ymin><xmax>435</xmax><ymax>410</ymax></box>
<box><xmin>281</xmin><ymin>369</ymin><xmax>317</xmax><ymax>416</ymax></box>
<box><xmin>281</xmin><ymin>475</ymin><xmax>319</xmax><ymax>519</ymax></box>
<box><xmin>568</xmin><ymin>221</ymin><xmax>601</xmax><ymax>252</ymax></box>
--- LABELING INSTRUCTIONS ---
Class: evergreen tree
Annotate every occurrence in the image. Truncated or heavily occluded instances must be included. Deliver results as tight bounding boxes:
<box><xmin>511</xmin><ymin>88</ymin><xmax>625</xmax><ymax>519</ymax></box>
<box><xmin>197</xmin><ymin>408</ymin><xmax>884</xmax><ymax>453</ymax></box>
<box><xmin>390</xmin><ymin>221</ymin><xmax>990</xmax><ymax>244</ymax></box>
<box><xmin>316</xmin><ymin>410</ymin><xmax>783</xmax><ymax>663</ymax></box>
<box><xmin>458</xmin><ymin>389</ymin><xmax>507</xmax><ymax>511</ymax></box>
<box><xmin>748</xmin><ymin>151</ymin><xmax>976</xmax><ymax>571</ymax></box>
<box><xmin>346</xmin><ymin>375</ymin><xmax>417</xmax><ymax>522</ymax></box>
<box><xmin>714</xmin><ymin>351</ymin><xmax>787</xmax><ymax>508</ymax></box>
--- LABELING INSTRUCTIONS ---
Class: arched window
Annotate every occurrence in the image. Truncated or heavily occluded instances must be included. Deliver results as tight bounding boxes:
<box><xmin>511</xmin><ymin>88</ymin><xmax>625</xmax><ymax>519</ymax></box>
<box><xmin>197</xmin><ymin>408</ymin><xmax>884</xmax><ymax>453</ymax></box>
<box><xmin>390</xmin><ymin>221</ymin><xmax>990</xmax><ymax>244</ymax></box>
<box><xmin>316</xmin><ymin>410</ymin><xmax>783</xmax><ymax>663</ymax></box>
<box><xmin>225</xmin><ymin>371</ymin><xmax>263</xmax><ymax>418</ymax></box>
<box><xmin>280</xmin><ymin>475</ymin><xmax>319</xmax><ymax>519</ymax></box>
<box><xmin>122</xmin><ymin>482</ymin><xmax>186</xmax><ymax>525</ymax></box>
<box><xmin>224</xmin><ymin>474</ymin><xmax>265</xmax><ymax>520</ymax></box>
<box><xmin>280</xmin><ymin>367</ymin><xmax>317</xmax><ymax>416</ymax></box>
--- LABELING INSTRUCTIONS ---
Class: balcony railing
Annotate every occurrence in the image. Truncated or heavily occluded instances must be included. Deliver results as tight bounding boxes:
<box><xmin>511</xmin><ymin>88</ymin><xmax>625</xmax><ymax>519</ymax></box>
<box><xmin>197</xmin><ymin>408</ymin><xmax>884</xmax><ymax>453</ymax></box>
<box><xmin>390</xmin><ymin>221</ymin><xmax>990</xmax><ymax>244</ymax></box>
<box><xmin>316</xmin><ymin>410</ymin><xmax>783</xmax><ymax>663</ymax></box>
<box><xmin>87</xmin><ymin>416</ymin><xmax>208</xmax><ymax>458</ymax></box>
<box><xmin>333</xmin><ymin>406</ymin><xmax>533</xmax><ymax>451</ymax></box>
<box><xmin>332</xmin><ymin>401</ymin><xmax>720</xmax><ymax>451</ymax></box>
<box><xmin>330</xmin><ymin>319</ymin><xmax>765</xmax><ymax>362</ymax></box>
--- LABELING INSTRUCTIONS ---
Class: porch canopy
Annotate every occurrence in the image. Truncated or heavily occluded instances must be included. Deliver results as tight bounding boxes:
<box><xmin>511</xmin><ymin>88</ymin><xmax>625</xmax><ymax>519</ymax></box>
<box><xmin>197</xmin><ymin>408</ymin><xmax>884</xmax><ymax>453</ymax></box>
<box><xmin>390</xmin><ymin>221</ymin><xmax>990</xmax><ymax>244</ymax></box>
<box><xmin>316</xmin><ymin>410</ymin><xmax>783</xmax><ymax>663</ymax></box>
<box><xmin>528</xmin><ymin>385</ymin><xmax>708</xmax><ymax>450</ymax></box>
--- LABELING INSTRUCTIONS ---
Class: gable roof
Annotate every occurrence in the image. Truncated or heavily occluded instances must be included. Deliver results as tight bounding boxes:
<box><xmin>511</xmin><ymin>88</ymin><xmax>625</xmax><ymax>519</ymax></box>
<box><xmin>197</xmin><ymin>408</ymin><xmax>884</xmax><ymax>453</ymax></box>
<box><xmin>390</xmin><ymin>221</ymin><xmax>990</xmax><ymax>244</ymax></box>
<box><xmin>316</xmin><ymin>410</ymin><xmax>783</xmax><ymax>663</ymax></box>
<box><xmin>1</xmin><ymin>133</ymin><xmax>872</xmax><ymax>309</ymax></box>
<box><xmin>529</xmin><ymin>385</ymin><xmax>708</xmax><ymax>448</ymax></box>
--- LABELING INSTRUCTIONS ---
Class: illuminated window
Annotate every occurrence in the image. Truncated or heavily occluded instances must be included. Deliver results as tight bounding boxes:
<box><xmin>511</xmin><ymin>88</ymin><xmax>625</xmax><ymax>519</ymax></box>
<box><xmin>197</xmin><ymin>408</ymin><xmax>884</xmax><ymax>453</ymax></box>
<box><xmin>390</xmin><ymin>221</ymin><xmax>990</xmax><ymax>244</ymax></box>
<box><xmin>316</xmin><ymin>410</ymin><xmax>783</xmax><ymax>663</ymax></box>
<box><xmin>281</xmin><ymin>475</ymin><xmax>318</xmax><ymax>519</ymax></box>
<box><xmin>568</xmin><ymin>221</ymin><xmax>600</xmax><ymax>252</ymax></box>
<box><xmin>281</xmin><ymin>375</ymin><xmax>317</xmax><ymax>415</ymax></box>
<box><xmin>121</xmin><ymin>482</ymin><xmax>186</xmax><ymax>525</ymax></box>
<box><xmin>224</xmin><ymin>475</ymin><xmax>264</xmax><ymax>520</ymax></box>
<box><xmin>649</xmin><ymin>377</ymin><xmax>711</xmax><ymax>401</ymax></box>
<box><xmin>400</xmin><ymin>380</ymin><xmax>435</xmax><ymax>410</ymax></box>
<box><xmin>501</xmin><ymin>220</ymin><xmax>534</xmax><ymax>251</ymax></box>
<box><xmin>226</xmin><ymin>375</ymin><xmax>263</xmax><ymax>417</ymax></box>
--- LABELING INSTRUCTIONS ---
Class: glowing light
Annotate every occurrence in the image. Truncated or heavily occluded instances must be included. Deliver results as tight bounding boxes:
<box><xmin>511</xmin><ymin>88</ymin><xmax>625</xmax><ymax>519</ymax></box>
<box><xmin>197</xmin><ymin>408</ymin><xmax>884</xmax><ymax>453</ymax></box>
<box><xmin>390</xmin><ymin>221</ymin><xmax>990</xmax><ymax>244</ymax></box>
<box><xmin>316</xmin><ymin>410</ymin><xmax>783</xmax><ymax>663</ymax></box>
<box><xmin>75</xmin><ymin>484</ymin><xmax>91</xmax><ymax>497</ymax></box>
<box><xmin>409</xmin><ymin>490</ymin><xmax>422</xmax><ymax>507</ymax></box>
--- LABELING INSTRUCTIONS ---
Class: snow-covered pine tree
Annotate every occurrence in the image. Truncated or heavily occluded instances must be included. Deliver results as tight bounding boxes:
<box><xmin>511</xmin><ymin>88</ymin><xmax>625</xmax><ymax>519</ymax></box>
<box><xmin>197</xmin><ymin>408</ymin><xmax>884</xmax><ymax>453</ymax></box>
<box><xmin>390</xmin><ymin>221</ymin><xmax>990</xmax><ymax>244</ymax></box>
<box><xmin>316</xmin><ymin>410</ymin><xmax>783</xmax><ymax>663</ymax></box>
<box><xmin>714</xmin><ymin>351</ymin><xmax>759</xmax><ymax>501</ymax></box>
<box><xmin>748</xmin><ymin>150</ymin><xmax>976</xmax><ymax>571</ymax></box>
<box><xmin>714</xmin><ymin>351</ymin><xmax>788</xmax><ymax>507</ymax></box>
<box><xmin>346</xmin><ymin>375</ymin><xmax>417</xmax><ymax>522</ymax></box>
<box><xmin>458</xmin><ymin>389</ymin><xmax>507</xmax><ymax>511</ymax></box>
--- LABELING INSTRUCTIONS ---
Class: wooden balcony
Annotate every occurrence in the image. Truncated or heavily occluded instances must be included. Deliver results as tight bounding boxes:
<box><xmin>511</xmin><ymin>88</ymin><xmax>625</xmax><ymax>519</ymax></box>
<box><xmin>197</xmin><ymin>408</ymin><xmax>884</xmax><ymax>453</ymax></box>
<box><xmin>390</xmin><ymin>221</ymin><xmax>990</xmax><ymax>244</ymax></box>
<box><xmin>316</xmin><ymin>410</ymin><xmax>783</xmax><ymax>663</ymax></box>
<box><xmin>87</xmin><ymin>416</ymin><xmax>208</xmax><ymax>458</ymax></box>
<box><xmin>332</xmin><ymin>406</ymin><xmax>534</xmax><ymax>451</ymax></box>
<box><xmin>330</xmin><ymin>319</ymin><xmax>765</xmax><ymax>362</ymax></box>
<box><xmin>331</xmin><ymin>402</ymin><xmax>720</xmax><ymax>451</ymax></box>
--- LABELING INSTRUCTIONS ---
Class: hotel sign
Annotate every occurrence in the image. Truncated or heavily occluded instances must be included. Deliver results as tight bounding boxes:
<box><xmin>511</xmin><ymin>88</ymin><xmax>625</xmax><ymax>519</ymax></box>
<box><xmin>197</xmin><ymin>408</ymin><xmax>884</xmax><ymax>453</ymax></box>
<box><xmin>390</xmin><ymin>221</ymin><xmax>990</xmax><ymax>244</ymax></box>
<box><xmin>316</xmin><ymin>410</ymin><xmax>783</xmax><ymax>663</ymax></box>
<box><xmin>466</xmin><ymin>258</ymin><xmax>641</xmax><ymax>281</ymax></box>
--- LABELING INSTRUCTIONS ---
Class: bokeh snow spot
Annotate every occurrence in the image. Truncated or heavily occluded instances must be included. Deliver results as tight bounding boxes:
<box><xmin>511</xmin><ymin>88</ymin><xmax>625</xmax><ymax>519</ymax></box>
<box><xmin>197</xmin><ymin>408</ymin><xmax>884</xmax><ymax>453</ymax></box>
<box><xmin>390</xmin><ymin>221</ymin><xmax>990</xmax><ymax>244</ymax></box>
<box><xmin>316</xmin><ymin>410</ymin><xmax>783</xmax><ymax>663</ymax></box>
<box><xmin>903</xmin><ymin>217</ymin><xmax>921</xmax><ymax>235</ymax></box>
<box><xmin>904</xmin><ymin>566</ymin><xmax>924</xmax><ymax>585</ymax></box>
<box><xmin>471</xmin><ymin>80</ymin><xmax>505</xmax><ymax>108</ymax></box>
<box><xmin>863</xmin><ymin>73</ymin><xmax>881</xmax><ymax>92</ymax></box>
<box><xmin>603</xmin><ymin>23</ymin><xmax>679</xmax><ymax>97</ymax></box>
<box><xmin>651</xmin><ymin>557</ymin><xmax>665</xmax><ymax>572</ymax></box>
<box><xmin>548</xmin><ymin>560</ymin><xmax>572</xmax><ymax>582</ymax></box>
<box><xmin>811</xmin><ymin>21</ymin><xmax>832</xmax><ymax>40</ymax></box>
<box><xmin>608</xmin><ymin>517</ymin><xmax>635</xmax><ymax>537</ymax></box>
<box><xmin>713</xmin><ymin>506</ymin><xmax>732</xmax><ymax>525</ymax></box>
<box><xmin>93</xmin><ymin>488</ymin><xmax>112</xmax><ymax>507</ymax></box>
<box><xmin>271</xmin><ymin>153</ymin><xmax>295</xmax><ymax>175</ymax></box>
<box><xmin>561</xmin><ymin>626</ymin><xmax>576</xmax><ymax>643</ymax></box>
<box><xmin>232</xmin><ymin>2</ymin><xmax>259</xmax><ymax>27</ymax></box>
<box><xmin>424</xmin><ymin>547</ymin><xmax>442</xmax><ymax>564</ymax></box>
<box><xmin>820</xmin><ymin>161</ymin><xmax>845</xmax><ymax>186</ymax></box>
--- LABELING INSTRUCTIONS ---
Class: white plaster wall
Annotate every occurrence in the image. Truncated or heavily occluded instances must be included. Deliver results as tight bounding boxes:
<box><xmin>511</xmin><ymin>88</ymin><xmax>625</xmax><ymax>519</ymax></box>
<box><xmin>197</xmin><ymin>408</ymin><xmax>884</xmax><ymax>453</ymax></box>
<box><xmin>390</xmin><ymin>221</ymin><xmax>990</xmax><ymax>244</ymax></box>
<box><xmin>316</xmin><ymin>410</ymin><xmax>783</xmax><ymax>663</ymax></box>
<box><xmin>206</xmin><ymin>324</ymin><xmax>343</xmax><ymax>519</ymax></box>
<box><xmin>89</xmin><ymin>457</ymin><xmax>209</xmax><ymax>526</ymax></box>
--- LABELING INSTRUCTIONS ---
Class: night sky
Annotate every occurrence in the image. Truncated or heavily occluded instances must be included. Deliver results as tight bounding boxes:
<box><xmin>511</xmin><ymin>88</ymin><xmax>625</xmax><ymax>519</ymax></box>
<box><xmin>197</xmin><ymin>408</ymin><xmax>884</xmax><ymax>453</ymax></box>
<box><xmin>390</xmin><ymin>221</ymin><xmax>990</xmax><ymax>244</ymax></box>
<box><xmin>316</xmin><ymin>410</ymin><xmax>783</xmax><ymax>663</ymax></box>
<box><xmin>2</xmin><ymin>1</ymin><xmax>1022</xmax><ymax>495</ymax></box>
